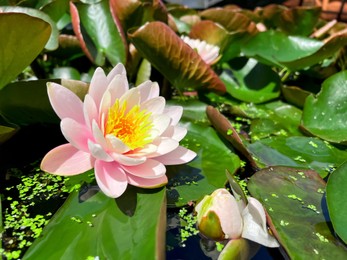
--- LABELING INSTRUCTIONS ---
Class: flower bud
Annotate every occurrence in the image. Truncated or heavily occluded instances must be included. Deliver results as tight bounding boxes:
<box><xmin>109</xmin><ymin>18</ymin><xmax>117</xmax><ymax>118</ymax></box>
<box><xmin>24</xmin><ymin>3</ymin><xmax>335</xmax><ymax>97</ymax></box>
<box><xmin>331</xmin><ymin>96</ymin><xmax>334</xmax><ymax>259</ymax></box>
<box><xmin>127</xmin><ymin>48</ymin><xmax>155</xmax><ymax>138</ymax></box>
<box><xmin>195</xmin><ymin>188</ymin><xmax>243</xmax><ymax>240</ymax></box>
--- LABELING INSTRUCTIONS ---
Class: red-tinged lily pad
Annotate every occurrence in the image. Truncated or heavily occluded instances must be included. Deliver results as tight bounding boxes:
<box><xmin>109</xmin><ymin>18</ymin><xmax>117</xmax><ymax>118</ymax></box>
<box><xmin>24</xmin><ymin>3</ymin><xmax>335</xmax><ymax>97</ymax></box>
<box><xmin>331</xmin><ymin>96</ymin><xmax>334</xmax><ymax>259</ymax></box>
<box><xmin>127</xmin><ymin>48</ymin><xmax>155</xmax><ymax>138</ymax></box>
<box><xmin>0</xmin><ymin>13</ymin><xmax>51</xmax><ymax>90</ymax></box>
<box><xmin>70</xmin><ymin>0</ymin><xmax>127</xmax><ymax>66</ymax></box>
<box><xmin>301</xmin><ymin>71</ymin><xmax>347</xmax><ymax>144</ymax></box>
<box><xmin>246</xmin><ymin>136</ymin><xmax>347</xmax><ymax>178</ymax></box>
<box><xmin>128</xmin><ymin>21</ymin><xmax>226</xmax><ymax>93</ymax></box>
<box><xmin>221</xmin><ymin>57</ymin><xmax>281</xmax><ymax>103</ymax></box>
<box><xmin>242</xmin><ymin>30</ymin><xmax>347</xmax><ymax>71</ymax></box>
<box><xmin>248</xmin><ymin>166</ymin><xmax>347</xmax><ymax>259</ymax></box>
<box><xmin>23</xmin><ymin>187</ymin><xmax>166</xmax><ymax>259</ymax></box>
<box><xmin>326</xmin><ymin>161</ymin><xmax>347</xmax><ymax>244</ymax></box>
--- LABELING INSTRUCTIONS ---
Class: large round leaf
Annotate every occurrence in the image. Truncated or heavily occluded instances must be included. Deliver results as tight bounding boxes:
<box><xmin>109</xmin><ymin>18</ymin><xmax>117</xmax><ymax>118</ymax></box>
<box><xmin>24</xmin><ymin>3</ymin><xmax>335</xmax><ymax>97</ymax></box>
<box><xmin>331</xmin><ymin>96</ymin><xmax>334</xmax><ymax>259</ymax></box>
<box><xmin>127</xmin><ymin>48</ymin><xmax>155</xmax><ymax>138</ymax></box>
<box><xmin>0</xmin><ymin>13</ymin><xmax>51</xmax><ymax>90</ymax></box>
<box><xmin>23</xmin><ymin>187</ymin><xmax>166</xmax><ymax>259</ymax></box>
<box><xmin>246</xmin><ymin>136</ymin><xmax>347</xmax><ymax>178</ymax></box>
<box><xmin>166</xmin><ymin>100</ymin><xmax>240</xmax><ymax>207</ymax></box>
<box><xmin>326</xmin><ymin>161</ymin><xmax>347</xmax><ymax>244</ymax></box>
<box><xmin>222</xmin><ymin>57</ymin><xmax>281</xmax><ymax>103</ymax></box>
<box><xmin>128</xmin><ymin>21</ymin><xmax>226</xmax><ymax>93</ymax></box>
<box><xmin>0</xmin><ymin>6</ymin><xmax>58</xmax><ymax>50</ymax></box>
<box><xmin>248</xmin><ymin>167</ymin><xmax>347</xmax><ymax>259</ymax></box>
<box><xmin>301</xmin><ymin>71</ymin><xmax>347</xmax><ymax>144</ymax></box>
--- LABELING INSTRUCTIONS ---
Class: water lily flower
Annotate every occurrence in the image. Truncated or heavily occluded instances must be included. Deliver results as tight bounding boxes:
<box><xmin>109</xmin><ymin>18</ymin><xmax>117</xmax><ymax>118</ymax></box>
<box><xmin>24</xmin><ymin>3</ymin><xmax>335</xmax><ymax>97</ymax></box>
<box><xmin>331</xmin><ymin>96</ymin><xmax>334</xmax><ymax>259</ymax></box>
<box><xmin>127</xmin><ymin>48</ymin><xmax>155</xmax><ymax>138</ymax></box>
<box><xmin>41</xmin><ymin>64</ymin><xmax>196</xmax><ymax>198</ymax></box>
<box><xmin>181</xmin><ymin>36</ymin><xmax>220</xmax><ymax>65</ymax></box>
<box><xmin>195</xmin><ymin>188</ymin><xmax>279</xmax><ymax>252</ymax></box>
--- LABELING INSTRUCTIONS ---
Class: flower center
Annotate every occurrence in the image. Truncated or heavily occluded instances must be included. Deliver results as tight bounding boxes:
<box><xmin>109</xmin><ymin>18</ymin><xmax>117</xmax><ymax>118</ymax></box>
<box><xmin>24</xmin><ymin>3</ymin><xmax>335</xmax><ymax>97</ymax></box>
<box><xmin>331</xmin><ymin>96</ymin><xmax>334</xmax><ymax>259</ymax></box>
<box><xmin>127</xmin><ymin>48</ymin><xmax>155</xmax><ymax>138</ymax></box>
<box><xmin>105</xmin><ymin>100</ymin><xmax>153</xmax><ymax>150</ymax></box>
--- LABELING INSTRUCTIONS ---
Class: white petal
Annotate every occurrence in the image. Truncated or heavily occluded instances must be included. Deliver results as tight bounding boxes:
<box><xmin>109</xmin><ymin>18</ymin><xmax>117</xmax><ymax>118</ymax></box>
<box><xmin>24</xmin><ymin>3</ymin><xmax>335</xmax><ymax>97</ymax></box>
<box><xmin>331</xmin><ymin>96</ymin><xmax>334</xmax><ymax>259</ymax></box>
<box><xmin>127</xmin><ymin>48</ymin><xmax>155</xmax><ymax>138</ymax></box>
<box><xmin>83</xmin><ymin>94</ymin><xmax>98</xmax><ymax>130</ymax></box>
<box><xmin>151</xmin><ymin>114</ymin><xmax>171</xmax><ymax>138</ymax></box>
<box><xmin>106</xmin><ymin>63</ymin><xmax>126</xmax><ymax>83</ymax></box>
<box><xmin>140</xmin><ymin>96</ymin><xmax>165</xmax><ymax>115</ymax></box>
<box><xmin>161</xmin><ymin>125</ymin><xmax>187</xmax><ymax>141</ymax></box>
<box><xmin>241</xmin><ymin>198</ymin><xmax>280</xmax><ymax>248</ymax></box>
<box><xmin>127</xmin><ymin>144</ymin><xmax>157</xmax><ymax>157</ymax></box>
<box><xmin>88</xmin><ymin>140</ymin><xmax>113</xmax><ymax>162</ymax></box>
<box><xmin>111</xmin><ymin>152</ymin><xmax>146</xmax><ymax>166</ymax></box>
<box><xmin>105</xmin><ymin>134</ymin><xmax>130</xmax><ymax>154</ymax></box>
<box><xmin>163</xmin><ymin>106</ymin><xmax>183</xmax><ymax>126</ymax></box>
<box><xmin>119</xmin><ymin>87</ymin><xmax>140</xmax><ymax>113</ymax></box>
<box><xmin>137</xmin><ymin>81</ymin><xmax>160</xmax><ymax>102</ymax></box>
<box><xmin>107</xmin><ymin>73</ymin><xmax>129</xmax><ymax>104</ymax></box>
<box><xmin>146</xmin><ymin>137</ymin><xmax>179</xmax><ymax>158</ymax></box>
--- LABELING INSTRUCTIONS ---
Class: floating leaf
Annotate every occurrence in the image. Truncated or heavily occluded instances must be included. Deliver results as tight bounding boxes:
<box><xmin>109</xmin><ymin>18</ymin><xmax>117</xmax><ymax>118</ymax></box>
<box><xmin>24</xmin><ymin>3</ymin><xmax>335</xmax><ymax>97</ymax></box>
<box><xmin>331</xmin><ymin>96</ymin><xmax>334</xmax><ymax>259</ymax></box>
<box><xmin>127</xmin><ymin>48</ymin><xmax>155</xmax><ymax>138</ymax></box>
<box><xmin>0</xmin><ymin>13</ymin><xmax>51</xmax><ymax>90</ymax></box>
<box><xmin>248</xmin><ymin>166</ymin><xmax>347</xmax><ymax>259</ymax></box>
<box><xmin>0</xmin><ymin>6</ymin><xmax>58</xmax><ymax>50</ymax></box>
<box><xmin>23</xmin><ymin>187</ymin><xmax>166</xmax><ymax>259</ymax></box>
<box><xmin>326</xmin><ymin>161</ymin><xmax>347</xmax><ymax>244</ymax></box>
<box><xmin>0</xmin><ymin>124</ymin><xmax>18</xmax><ymax>144</ymax></box>
<box><xmin>128</xmin><ymin>21</ymin><xmax>226</xmax><ymax>93</ymax></box>
<box><xmin>301</xmin><ymin>71</ymin><xmax>347</xmax><ymax>144</ymax></box>
<box><xmin>246</xmin><ymin>136</ymin><xmax>347</xmax><ymax>178</ymax></box>
<box><xmin>222</xmin><ymin>57</ymin><xmax>281</xmax><ymax>103</ymax></box>
<box><xmin>0</xmin><ymin>79</ymin><xmax>88</xmax><ymax>125</ymax></box>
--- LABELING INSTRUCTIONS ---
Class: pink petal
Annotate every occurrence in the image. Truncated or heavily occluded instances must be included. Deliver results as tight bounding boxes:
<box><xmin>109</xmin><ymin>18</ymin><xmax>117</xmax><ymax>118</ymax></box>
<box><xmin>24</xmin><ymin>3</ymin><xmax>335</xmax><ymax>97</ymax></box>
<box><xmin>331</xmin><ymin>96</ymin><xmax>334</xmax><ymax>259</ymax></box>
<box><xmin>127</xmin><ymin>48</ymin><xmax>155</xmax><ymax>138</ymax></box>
<box><xmin>140</xmin><ymin>96</ymin><xmax>165</xmax><ymax>115</ymax></box>
<box><xmin>60</xmin><ymin>118</ymin><xmax>91</xmax><ymax>152</ymax></box>
<box><xmin>41</xmin><ymin>143</ymin><xmax>94</xmax><ymax>175</ymax></box>
<box><xmin>88</xmin><ymin>68</ymin><xmax>108</xmax><ymax>110</ymax></box>
<box><xmin>155</xmin><ymin>146</ymin><xmax>196</xmax><ymax>165</ymax></box>
<box><xmin>122</xmin><ymin>159</ymin><xmax>166</xmax><ymax>178</ymax></box>
<box><xmin>146</xmin><ymin>137</ymin><xmax>179</xmax><ymax>158</ymax></box>
<box><xmin>111</xmin><ymin>152</ymin><xmax>146</xmax><ymax>166</ymax></box>
<box><xmin>163</xmin><ymin>106</ymin><xmax>183</xmax><ymax>126</ymax></box>
<box><xmin>106</xmin><ymin>63</ymin><xmax>126</xmax><ymax>83</ymax></box>
<box><xmin>88</xmin><ymin>140</ymin><xmax>113</xmax><ymax>162</ymax></box>
<box><xmin>127</xmin><ymin>144</ymin><xmax>157</xmax><ymax>157</ymax></box>
<box><xmin>94</xmin><ymin>160</ymin><xmax>128</xmax><ymax>198</ymax></box>
<box><xmin>83</xmin><ymin>94</ymin><xmax>98</xmax><ymax>131</ymax></box>
<box><xmin>47</xmin><ymin>82</ymin><xmax>84</xmax><ymax>124</ymax></box>
<box><xmin>92</xmin><ymin>120</ymin><xmax>108</xmax><ymax>149</ymax></box>
<box><xmin>161</xmin><ymin>125</ymin><xmax>187</xmax><ymax>141</ymax></box>
<box><xmin>99</xmin><ymin>90</ymin><xmax>111</xmax><ymax>121</ymax></box>
<box><xmin>127</xmin><ymin>174</ymin><xmax>168</xmax><ymax>188</ymax></box>
<box><xmin>137</xmin><ymin>81</ymin><xmax>160</xmax><ymax>102</ymax></box>
<box><xmin>107</xmin><ymin>74</ymin><xmax>129</xmax><ymax>104</ymax></box>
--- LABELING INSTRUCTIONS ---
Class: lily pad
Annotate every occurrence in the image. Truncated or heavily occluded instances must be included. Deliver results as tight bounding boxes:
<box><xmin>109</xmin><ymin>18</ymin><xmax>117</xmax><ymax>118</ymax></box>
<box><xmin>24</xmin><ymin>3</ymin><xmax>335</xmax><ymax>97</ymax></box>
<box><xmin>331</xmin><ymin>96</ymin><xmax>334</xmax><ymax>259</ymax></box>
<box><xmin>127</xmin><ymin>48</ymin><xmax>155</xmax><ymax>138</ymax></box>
<box><xmin>301</xmin><ymin>70</ymin><xmax>347</xmax><ymax>144</ymax></box>
<box><xmin>248</xmin><ymin>166</ymin><xmax>347</xmax><ymax>259</ymax></box>
<box><xmin>221</xmin><ymin>57</ymin><xmax>281</xmax><ymax>103</ymax></box>
<box><xmin>23</xmin><ymin>187</ymin><xmax>166</xmax><ymax>259</ymax></box>
<box><xmin>326</xmin><ymin>161</ymin><xmax>347</xmax><ymax>244</ymax></box>
<box><xmin>246</xmin><ymin>136</ymin><xmax>347</xmax><ymax>178</ymax></box>
<box><xmin>0</xmin><ymin>13</ymin><xmax>51</xmax><ymax>90</ymax></box>
<box><xmin>166</xmin><ymin>101</ymin><xmax>240</xmax><ymax>207</ymax></box>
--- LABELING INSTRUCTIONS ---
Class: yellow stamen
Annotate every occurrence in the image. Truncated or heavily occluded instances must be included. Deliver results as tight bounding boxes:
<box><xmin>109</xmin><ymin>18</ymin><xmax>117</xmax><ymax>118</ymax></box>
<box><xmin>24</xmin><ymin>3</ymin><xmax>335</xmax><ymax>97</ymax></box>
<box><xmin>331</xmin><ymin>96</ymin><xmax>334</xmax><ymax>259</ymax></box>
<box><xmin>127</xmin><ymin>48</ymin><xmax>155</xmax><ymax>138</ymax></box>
<box><xmin>105</xmin><ymin>100</ymin><xmax>153</xmax><ymax>150</ymax></box>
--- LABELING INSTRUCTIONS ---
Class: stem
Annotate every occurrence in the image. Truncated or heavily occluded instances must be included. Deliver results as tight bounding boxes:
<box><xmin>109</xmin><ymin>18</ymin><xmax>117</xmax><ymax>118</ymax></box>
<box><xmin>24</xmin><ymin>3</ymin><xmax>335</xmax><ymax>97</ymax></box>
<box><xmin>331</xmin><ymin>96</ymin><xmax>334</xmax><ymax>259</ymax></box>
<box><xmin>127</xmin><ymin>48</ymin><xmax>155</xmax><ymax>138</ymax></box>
<box><xmin>280</xmin><ymin>69</ymin><xmax>291</xmax><ymax>82</ymax></box>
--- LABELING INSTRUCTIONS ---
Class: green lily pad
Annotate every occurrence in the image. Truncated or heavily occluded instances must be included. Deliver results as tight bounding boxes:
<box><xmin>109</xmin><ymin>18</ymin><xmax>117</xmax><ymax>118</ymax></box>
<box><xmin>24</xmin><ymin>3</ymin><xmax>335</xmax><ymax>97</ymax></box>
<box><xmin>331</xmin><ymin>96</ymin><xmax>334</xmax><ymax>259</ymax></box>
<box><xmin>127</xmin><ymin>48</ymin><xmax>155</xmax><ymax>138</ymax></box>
<box><xmin>128</xmin><ymin>21</ymin><xmax>226</xmax><ymax>93</ymax></box>
<box><xmin>166</xmin><ymin>101</ymin><xmax>240</xmax><ymax>207</ymax></box>
<box><xmin>0</xmin><ymin>79</ymin><xmax>88</xmax><ymax>125</ymax></box>
<box><xmin>23</xmin><ymin>187</ymin><xmax>166</xmax><ymax>259</ymax></box>
<box><xmin>301</xmin><ymin>70</ymin><xmax>347</xmax><ymax>144</ymax></box>
<box><xmin>246</xmin><ymin>136</ymin><xmax>347</xmax><ymax>178</ymax></box>
<box><xmin>0</xmin><ymin>124</ymin><xmax>18</xmax><ymax>144</ymax></box>
<box><xmin>248</xmin><ymin>166</ymin><xmax>347</xmax><ymax>259</ymax></box>
<box><xmin>326</xmin><ymin>161</ymin><xmax>347</xmax><ymax>244</ymax></box>
<box><xmin>0</xmin><ymin>13</ymin><xmax>51</xmax><ymax>90</ymax></box>
<box><xmin>221</xmin><ymin>57</ymin><xmax>281</xmax><ymax>103</ymax></box>
<box><xmin>0</xmin><ymin>6</ymin><xmax>58</xmax><ymax>51</ymax></box>
<box><xmin>242</xmin><ymin>30</ymin><xmax>347</xmax><ymax>71</ymax></box>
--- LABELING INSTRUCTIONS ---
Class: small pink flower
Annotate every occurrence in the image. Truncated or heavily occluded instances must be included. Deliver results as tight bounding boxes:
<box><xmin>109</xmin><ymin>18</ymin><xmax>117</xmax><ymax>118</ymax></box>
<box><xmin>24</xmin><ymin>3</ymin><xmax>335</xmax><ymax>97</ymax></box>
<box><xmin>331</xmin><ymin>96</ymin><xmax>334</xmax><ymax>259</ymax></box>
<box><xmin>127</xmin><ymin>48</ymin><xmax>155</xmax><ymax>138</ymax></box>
<box><xmin>41</xmin><ymin>64</ymin><xmax>196</xmax><ymax>198</ymax></box>
<box><xmin>181</xmin><ymin>36</ymin><xmax>220</xmax><ymax>65</ymax></box>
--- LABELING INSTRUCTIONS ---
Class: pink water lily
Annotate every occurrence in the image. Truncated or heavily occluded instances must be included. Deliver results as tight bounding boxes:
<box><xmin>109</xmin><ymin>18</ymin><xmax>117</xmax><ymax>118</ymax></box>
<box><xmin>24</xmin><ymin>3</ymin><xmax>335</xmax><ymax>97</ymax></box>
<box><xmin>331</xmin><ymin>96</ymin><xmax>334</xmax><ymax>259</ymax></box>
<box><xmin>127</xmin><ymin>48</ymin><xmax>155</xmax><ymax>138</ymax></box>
<box><xmin>181</xmin><ymin>36</ymin><xmax>220</xmax><ymax>65</ymax></box>
<box><xmin>41</xmin><ymin>64</ymin><xmax>196</xmax><ymax>198</ymax></box>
